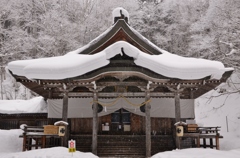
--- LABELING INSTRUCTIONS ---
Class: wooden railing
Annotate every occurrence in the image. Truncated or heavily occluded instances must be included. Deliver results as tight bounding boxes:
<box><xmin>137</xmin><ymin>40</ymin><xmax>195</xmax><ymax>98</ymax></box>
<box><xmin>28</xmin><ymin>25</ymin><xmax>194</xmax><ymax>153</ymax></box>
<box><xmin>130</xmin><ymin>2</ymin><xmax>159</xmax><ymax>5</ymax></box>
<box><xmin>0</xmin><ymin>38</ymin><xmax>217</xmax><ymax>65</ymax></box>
<box><xmin>183</xmin><ymin>126</ymin><xmax>222</xmax><ymax>150</ymax></box>
<box><xmin>20</xmin><ymin>126</ymin><xmax>61</xmax><ymax>151</ymax></box>
<box><xmin>198</xmin><ymin>126</ymin><xmax>222</xmax><ymax>149</ymax></box>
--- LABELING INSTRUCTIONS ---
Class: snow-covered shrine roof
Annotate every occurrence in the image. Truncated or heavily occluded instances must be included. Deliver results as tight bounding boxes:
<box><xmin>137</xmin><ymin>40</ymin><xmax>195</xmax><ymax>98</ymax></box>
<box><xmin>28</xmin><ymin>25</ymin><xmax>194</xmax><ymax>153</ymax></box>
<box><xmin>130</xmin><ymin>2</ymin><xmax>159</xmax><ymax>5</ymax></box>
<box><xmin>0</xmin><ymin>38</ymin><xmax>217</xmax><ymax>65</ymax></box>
<box><xmin>8</xmin><ymin>40</ymin><xmax>233</xmax><ymax>80</ymax></box>
<box><xmin>7</xmin><ymin>7</ymin><xmax>233</xmax><ymax>81</ymax></box>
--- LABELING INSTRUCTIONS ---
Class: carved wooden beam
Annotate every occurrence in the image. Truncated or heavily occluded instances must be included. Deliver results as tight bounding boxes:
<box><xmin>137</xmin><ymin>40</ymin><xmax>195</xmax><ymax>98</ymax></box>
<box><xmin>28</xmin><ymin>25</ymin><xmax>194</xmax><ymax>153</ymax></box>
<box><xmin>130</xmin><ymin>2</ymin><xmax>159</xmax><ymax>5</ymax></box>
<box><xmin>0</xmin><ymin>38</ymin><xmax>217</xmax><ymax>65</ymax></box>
<box><xmin>57</xmin><ymin>92</ymin><xmax>175</xmax><ymax>97</ymax></box>
<box><xmin>97</xmin><ymin>81</ymin><xmax>147</xmax><ymax>87</ymax></box>
<box><xmin>72</xmin><ymin>71</ymin><xmax>170</xmax><ymax>83</ymax></box>
<box><xmin>166</xmin><ymin>84</ymin><xmax>185</xmax><ymax>93</ymax></box>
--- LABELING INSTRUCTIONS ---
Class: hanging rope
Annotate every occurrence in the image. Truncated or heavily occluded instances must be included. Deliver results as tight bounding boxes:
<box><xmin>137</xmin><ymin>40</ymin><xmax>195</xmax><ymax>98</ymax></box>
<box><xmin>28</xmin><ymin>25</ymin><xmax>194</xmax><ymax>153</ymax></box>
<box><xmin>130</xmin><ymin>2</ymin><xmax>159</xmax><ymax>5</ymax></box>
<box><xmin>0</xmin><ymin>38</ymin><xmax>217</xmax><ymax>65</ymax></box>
<box><xmin>122</xmin><ymin>96</ymin><xmax>151</xmax><ymax>107</ymax></box>
<box><xmin>91</xmin><ymin>95</ymin><xmax>122</xmax><ymax>107</ymax></box>
<box><xmin>90</xmin><ymin>95</ymin><xmax>151</xmax><ymax>107</ymax></box>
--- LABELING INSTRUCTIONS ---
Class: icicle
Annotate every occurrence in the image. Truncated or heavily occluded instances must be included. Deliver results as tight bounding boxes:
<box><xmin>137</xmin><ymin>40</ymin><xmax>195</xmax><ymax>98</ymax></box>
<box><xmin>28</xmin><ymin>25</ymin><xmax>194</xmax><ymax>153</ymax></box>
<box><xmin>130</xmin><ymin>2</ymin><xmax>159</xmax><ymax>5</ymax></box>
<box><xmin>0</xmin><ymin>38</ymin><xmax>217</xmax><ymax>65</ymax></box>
<box><xmin>91</xmin><ymin>81</ymin><xmax>97</xmax><ymax>90</ymax></box>
<box><xmin>120</xmin><ymin>47</ymin><xmax>123</xmax><ymax>56</ymax></box>
<box><xmin>203</xmin><ymin>80</ymin><xmax>206</xmax><ymax>85</ymax></box>
<box><xmin>63</xmin><ymin>83</ymin><xmax>67</xmax><ymax>90</ymax></box>
<box><xmin>177</xmin><ymin>83</ymin><xmax>181</xmax><ymax>90</ymax></box>
<box><xmin>104</xmin><ymin>106</ymin><xmax>107</xmax><ymax>112</ymax></box>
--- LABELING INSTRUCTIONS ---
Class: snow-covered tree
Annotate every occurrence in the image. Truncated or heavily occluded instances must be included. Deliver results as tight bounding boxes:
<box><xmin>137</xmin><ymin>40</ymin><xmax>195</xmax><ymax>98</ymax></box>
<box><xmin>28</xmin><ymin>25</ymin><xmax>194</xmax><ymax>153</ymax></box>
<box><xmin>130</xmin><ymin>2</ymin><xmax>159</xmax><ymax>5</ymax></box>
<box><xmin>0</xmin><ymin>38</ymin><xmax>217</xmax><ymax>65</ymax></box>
<box><xmin>0</xmin><ymin>0</ymin><xmax>240</xmax><ymax>99</ymax></box>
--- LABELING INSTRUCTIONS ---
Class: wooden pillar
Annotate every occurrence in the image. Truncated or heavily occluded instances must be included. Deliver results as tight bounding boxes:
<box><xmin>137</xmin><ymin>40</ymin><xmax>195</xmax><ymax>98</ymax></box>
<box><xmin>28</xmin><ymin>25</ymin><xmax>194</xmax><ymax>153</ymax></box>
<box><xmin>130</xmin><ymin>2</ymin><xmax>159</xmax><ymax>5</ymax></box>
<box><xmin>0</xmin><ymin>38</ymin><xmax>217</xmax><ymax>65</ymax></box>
<box><xmin>175</xmin><ymin>92</ymin><xmax>181</xmax><ymax>123</ymax></box>
<box><xmin>27</xmin><ymin>138</ymin><xmax>32</xmax><ymax>150</ymax></box>
<box><xmin>92</xmin><ymin>91</ymin><xmax>98</xmax><ymax>155</ymax></box>
<box><xmin>62</xmin><ymin>91</ymin><xmax>69</xmax><ymax>122</ymax></box>
<box><xmin>62</xmin><ymin>91</ymin><xmax>68</xmax><ymax>147</ymax></box>
<box><xmin>210</xmin><ymin>138</ymin><xmax>213</xmax><ymax>148</ymax></box>
<box><xmin>145</xmin><ymin>90</ymin><xmax>151</xmax><ymax>157</ymax></box>
<box><xmin>216</xmin><ymin>133</ymin><xmax>220</xmax><ymax>150</ymax></box>
<box><xmin>22</xmin><ymin>133</ymin><xmax>27</xmax><ymax>151</ymax></box>
<box><xmin>196</xmin><ymin>136</ymin><xmax>200</xmax><ymax>148</ymax></box>
<box><xmin>42</xmin><ymin>136</ymin><xmax>46</xmax><ymax>148</ymax></box>
<box><xmin>48</xmin><ymin>89</ymin><xmax>52</xmax><ymax>99</ymax></box>
<box><xmin>175</xmin><ymin>92</ymin><xmax>181</xmax><ymax>149</ymax></box>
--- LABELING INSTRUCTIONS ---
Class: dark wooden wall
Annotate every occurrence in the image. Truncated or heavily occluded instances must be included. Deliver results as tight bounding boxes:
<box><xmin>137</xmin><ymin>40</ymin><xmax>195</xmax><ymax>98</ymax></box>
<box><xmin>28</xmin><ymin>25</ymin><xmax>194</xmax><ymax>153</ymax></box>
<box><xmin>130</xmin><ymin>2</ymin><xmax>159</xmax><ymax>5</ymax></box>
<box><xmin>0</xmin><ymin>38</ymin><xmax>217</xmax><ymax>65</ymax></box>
<box><xmin>0</xmin><ymin>113</ymin><xmax>48</xmax><ymax>129</ymax></box>
<box><xmin>151</xmin><ymin>117</ymin><xmax>173</xmax><ymax>135</ymax></box>
<box><xmin>70</xmin><ymin>113</ymin><xmax>174</xmax><ymax>135</ymax></box>
<box><xmin>131</xmin><ymin>113</ymin><xmax>145</xmax><ymax>134</ymax></box>
<box><xmin>0</xmin><ymin>113</ymin><xmax>174</xmax><ymax>136</ymax></box>
<box><xmin>70</xmin><ymin>115</ymin><xmax>112</xmax><ymax>134</ymax></box>
<box><xmin>130</xmin><ymin>114</ymin><xmax>174</xmax><ymax>135</ymax></box>
<box><xmin>70</xmin><ymin>118</ymin><xmax>92</xmax><ymax>134</ymax></box>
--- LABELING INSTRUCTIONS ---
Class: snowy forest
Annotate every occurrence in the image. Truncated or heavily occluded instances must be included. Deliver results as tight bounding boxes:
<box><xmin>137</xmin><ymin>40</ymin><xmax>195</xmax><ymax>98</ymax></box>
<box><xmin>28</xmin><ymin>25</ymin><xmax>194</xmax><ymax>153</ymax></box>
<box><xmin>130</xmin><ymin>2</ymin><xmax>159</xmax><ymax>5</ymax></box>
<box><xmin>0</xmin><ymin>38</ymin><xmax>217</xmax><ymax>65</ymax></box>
<box><xmin>0</xmin><ymin>0</ymin><xmax>240</xmax><ymax>100</ymax></box>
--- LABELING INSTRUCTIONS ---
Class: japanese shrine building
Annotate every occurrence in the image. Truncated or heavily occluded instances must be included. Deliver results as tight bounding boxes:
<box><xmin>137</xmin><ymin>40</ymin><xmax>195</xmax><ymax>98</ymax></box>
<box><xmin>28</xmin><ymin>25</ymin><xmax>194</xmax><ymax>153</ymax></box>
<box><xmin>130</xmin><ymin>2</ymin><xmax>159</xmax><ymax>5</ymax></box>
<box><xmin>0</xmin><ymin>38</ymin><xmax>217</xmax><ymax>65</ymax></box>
<box><xmin>7</xmin><ymin>7</ymin><xmax>233</xmax><ymax>157</ymax></box>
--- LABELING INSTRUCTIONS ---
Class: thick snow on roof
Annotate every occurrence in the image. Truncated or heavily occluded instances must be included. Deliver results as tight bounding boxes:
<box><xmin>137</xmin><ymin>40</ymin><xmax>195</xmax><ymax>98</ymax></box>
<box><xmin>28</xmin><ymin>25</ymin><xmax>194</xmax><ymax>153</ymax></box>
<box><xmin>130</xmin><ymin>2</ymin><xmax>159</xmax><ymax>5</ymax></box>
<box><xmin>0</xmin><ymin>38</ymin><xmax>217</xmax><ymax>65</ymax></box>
<box><xmin>8</xmin><ymin>41</ymin><xmax>232</xmax><ymax>80</ymax></box>
<box><xmin>0</xmin><ymin>97</ymin><xmax>47</xmax><ymax>114</ymax></box>
<box><xmin>8</xmin><ymin>51</ymin><xmax>109</xmax><ymax>79</ymax></box>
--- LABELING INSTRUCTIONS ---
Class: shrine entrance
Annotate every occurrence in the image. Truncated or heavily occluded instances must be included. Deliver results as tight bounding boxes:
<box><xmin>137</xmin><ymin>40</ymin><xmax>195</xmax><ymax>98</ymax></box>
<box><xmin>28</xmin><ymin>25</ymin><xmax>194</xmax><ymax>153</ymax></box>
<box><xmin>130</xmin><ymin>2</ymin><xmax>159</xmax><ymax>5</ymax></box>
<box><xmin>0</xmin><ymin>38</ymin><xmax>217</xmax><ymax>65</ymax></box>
<box><xmin>111</xmin><ymin>108</ymin><xmax>131</xmax><ymax>134</ymax></box>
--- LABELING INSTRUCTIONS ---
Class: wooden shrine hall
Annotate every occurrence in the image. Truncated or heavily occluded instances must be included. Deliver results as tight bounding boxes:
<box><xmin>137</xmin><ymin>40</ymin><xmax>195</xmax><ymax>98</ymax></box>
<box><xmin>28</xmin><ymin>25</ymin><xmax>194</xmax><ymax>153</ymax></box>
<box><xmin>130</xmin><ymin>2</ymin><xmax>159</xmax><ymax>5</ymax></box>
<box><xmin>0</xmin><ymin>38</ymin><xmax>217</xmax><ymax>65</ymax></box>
<box><xmin>7</xmin><ymin>7</ymin><xmax>233</xmax><ymax>157</ymax></box>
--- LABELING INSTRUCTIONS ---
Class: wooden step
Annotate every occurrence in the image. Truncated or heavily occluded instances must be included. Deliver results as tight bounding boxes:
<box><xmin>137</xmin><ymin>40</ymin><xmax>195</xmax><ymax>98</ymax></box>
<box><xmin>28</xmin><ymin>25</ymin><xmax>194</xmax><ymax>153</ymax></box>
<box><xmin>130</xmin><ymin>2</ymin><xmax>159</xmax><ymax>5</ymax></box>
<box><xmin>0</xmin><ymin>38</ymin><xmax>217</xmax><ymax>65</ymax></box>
<box><xmin>71</xmin><ymin>134</ymin><xmax>175</xmax><ymax>157</ymax></box>
<box><xmin>97</xmin><ymin>135</ymin><xmax>145</xmax><ymax>157</ymax></box>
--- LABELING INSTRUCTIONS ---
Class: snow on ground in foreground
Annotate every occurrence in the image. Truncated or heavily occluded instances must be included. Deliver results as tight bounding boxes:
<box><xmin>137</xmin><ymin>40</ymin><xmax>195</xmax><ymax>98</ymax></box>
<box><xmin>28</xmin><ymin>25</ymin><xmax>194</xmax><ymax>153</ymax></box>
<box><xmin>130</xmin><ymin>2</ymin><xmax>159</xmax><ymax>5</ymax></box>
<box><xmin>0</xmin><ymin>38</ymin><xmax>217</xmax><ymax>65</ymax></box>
<box><xmin>0</xmin><ymin>129</ymin><xmax>98</xmax><ymax>158</ymax></box>
<box><xmin>0</xmin><ymin>129</ymin><xmax>240</xmax><ymax>158</ymax></box>
<box><xmin>152</xmin><ymin>148</ymin><xmax>240</xmax><ymax>158</ymax></box>
<box><xmin>0</xmin><ymin>129</ymin><xmax>23</xmax><ymax>153</ymax></box>
<box><xmin>1</xmin><ymin>147</ymin><xmax>98</xmax><ymax>158</ymax></box>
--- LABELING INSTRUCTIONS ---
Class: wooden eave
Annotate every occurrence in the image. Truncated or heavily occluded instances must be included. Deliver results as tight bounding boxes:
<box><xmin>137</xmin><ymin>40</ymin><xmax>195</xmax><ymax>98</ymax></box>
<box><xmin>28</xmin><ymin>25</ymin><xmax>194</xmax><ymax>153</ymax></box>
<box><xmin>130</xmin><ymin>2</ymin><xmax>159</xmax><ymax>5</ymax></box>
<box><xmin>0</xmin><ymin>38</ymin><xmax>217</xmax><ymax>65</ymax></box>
<box><xmin>11</xmin><ymin>69</ymin><xmax>233</xmax><ymax>100</ymax></box>
<box><xmin>79</xmin><ymin>19</ymin><xmax>162</xmax><ymax>55</ymax></box>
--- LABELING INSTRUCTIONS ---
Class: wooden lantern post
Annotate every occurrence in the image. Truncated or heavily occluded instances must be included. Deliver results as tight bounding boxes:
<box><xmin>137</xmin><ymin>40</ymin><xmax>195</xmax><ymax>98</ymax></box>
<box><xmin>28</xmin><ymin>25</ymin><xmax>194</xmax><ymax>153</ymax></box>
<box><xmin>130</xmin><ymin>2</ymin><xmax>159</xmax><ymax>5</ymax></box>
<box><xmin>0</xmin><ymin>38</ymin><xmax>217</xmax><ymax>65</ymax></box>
<box><xmin>167</xmin><ymin>85</ymin><xmax>183</xmax><ymax>149</ymax></box>
<box><xmin>145</xmin><ymin>90</ymin><xmax>151</xmax><ymax>157</ymax></box>
<box><xmin>92</xmin><ymin>90</ymin><xmax>98</xmax><ymax>155</ymax></box>
<box><xmin>174</xmin><ymin>92</ymin><xmax>181</xmax><ymax>123</ymax></box>
<box><xmin>174</xmin><ymin>91</ymin><xmax>181</xmax><ymax>149</ymax></box>
<box><xmin>62</xmin><ymin>90</ymin><xmax>69</xmax><ymax>147</ymax></box>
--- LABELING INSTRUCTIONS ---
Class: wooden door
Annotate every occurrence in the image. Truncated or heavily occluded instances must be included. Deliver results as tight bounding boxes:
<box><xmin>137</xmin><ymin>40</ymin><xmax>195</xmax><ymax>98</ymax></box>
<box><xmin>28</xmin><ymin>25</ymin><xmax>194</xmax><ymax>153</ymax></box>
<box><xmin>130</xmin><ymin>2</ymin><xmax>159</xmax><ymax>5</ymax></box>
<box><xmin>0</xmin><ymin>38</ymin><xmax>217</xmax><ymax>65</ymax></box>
<box><xmin>111</xmin><ymin>108</ymin><xmax>131</xmax><ymax>134</ymax></box>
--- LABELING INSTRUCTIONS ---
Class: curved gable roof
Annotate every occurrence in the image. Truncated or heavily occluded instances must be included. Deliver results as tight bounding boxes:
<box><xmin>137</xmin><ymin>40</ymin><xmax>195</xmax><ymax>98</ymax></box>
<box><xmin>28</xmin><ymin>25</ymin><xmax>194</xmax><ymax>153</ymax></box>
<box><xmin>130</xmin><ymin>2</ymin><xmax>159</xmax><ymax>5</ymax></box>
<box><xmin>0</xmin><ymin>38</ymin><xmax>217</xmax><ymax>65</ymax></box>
<box><xmin>6</xmin><ymin>7</ymin><xmax>234</xmax><ymax>100</ymax></box>
<box><xmin>72</xmin><ymin>19</ymin><xmax>163</xmax><ymax>55</ymax></box>
<box><xmin>8</xmin><ymin>41</ymin><xmax>233</xmax><ymax>80</ymax></box>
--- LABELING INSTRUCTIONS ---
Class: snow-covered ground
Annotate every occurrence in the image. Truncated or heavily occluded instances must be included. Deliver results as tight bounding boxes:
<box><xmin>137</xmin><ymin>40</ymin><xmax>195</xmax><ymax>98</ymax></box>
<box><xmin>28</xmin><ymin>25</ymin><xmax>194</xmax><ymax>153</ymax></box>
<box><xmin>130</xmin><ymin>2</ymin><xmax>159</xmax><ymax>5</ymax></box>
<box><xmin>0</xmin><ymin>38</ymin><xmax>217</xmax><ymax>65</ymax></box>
<box><xmin>0</xmin><ymin>138</ymin><xmax>98</xmax><ymax>158</ymax></box>
<box><xmin>152</xmin><ymin>148</ymin><xmax>240</xmax><ymax>158</ymax></box>
<box><xmin>0</xmin><ymin>86</ymin><xmax>240</xmax><ymax>157</ymax></box>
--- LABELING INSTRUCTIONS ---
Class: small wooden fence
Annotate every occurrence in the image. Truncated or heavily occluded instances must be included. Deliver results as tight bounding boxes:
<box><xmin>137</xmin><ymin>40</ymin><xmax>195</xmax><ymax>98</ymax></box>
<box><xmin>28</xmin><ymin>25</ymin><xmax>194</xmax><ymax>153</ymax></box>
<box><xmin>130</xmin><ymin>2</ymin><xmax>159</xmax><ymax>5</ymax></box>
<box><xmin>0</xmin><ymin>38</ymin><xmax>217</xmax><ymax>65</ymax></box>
<box><xmin>20</xmin><ymin>126</ymin><xmax>61</xmax><ymax>151</ymax></box>
<box><xmin>183</xmin><ymin>126</ymin><xmax>222</xmax><ymax>150</ymax></box>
